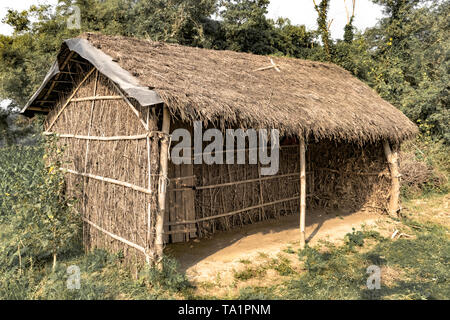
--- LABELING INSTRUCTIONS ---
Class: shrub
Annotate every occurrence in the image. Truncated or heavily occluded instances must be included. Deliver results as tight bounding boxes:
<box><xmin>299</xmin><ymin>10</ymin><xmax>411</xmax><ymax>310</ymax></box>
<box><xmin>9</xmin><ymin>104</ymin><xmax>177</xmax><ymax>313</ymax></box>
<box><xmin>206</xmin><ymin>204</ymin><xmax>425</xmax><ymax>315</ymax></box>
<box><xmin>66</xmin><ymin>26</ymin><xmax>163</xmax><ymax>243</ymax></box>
<box><xmin>141</xmin><ymin>256</ymin><xmax>191</xmax><ymax>292</ymax></box>
<box><xmin>0</xmin><ymin>135</ymin><xmax>81</xmax><ymax>272</ymax></box>
<box><xmin>400</xmin><ymin>136</ymin><xmax>449</xmax><ymax>198</ymax></box>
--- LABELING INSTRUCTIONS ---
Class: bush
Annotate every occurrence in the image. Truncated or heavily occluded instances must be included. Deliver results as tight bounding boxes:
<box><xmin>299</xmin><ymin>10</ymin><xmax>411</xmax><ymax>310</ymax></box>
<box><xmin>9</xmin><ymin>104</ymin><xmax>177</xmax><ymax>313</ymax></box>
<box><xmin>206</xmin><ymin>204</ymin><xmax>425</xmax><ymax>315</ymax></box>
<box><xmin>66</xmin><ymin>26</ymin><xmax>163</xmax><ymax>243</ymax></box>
<box><xmin>400</xmin><ymin>136</ymin><xmax>449</xmax><ymax>198</ymax></box>
<box><xmin>0</xmin><ymin>135</ymin><xmax>81</xmax><ymax>272</ymax></box>
<box><xmin>141</xmin><ymin>256</ymin><xmax>191</xmax><ymax>292</ymax></box>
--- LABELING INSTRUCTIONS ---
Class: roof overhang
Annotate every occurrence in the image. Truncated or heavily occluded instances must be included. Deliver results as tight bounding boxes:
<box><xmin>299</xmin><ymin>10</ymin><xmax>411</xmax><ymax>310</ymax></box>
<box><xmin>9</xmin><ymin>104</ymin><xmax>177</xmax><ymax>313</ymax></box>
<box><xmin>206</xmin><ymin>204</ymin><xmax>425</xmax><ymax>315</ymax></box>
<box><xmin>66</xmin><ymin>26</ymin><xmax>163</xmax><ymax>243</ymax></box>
<box><xmin>21</xmin><ymin>38</ymin><xmax>163</xmax><ymax>116</ymax></box>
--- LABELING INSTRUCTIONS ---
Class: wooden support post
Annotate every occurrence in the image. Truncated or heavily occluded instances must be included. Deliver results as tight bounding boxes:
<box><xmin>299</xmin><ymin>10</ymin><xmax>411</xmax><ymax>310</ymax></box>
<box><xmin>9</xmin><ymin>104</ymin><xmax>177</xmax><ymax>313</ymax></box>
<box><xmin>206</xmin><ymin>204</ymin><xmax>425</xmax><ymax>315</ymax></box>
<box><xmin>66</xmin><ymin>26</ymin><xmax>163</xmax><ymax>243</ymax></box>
<box><xmin>383</xmin><ymin>141</ymin><xmax>401</xmax><ymax>217</ymax></box>
<box><xmin>299</xmin><ymin>137</ymin><xmax>306</xmax><ymax>249</ymax></box>
<box><xmin>155</xmin><ymin>106</ymin><xmax>171</xmax><ymax>263</ymax></box>
<box><xmin>146</xmin><ymin>108</ymin><xmax>153</xmax><ymax>264</ymax></box>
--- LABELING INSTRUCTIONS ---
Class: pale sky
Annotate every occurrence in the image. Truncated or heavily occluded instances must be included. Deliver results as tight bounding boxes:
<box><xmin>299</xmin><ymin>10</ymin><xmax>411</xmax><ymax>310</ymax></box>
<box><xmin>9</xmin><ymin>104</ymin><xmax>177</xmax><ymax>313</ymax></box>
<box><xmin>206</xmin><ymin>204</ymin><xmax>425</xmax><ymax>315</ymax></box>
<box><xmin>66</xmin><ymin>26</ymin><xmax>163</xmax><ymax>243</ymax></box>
<box><xmin>0</xmin><ymin>0</ymin><xmax>384</xmax><ymax>38</ymax></box>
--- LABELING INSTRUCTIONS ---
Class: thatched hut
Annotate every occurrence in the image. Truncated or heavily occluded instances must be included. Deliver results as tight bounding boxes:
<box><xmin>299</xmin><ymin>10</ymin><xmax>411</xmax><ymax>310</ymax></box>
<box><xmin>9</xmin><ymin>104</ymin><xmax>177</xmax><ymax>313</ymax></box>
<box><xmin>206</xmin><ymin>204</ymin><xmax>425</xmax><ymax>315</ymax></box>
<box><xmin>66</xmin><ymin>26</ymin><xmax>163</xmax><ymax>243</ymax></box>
<box><xmin>22</xmin><ymin>33</ymin><xmax>417</xmax><ymax>264</ymax></box>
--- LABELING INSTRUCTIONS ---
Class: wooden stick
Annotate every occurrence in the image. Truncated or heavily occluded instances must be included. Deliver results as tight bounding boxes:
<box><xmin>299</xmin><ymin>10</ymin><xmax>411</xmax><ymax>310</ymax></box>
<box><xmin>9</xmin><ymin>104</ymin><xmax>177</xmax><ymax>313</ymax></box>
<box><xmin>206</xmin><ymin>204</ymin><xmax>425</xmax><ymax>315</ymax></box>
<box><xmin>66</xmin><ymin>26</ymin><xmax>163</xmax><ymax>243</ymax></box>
<box><xmin>299</xmin><ymin>137</ymin><xmax>306</xmax><ymax>249</ymax></box>
<box><xmin>40</xmin><ymin>51</ymin><xmax>75</xmax><ymax>106</ymax></box>
<box><xmin>196</xmin><ymin>171</ymin><xmax>309</xmax><ymax>190</ymax></box>
<box><xmin>383</xmin><ymin>141</ymin><xmax>400</xmax><ymax>217</ymax></box>
<box><xmin>270</xmin><ymin>58</ymin><xmax>281</xmax><ymax>72</ymax></box>
<box><xmin>257</xmin><ymin>161</ymin><xmax>265</xmax><ymax>220</ymax></box>
<box><xmin>70</xmin><ymin>96</ymin><xmax>122</xmax><ymax>102</ymax></box>
<box><xmin>83</xmin><ymin>70</ymin><xmax>98</xmax><ymax>174</ymax></box>
<box><xmin>168</xmin><ymin>196</ymin><xmax>299</xmax><ymax>226</ymax></box>
<box><xmin>82</xmin><ymin>217</ymin><xmax>146</xmax><ymax>254</ymax></box>
<box><xmin>146</xmin><ymin>107</ymin><xmax>152</xmax><ymax>261</ymax></box>
<box><xmin>27</xmin><ymin>107</ymin><xmax>50</xmax><ymax>112</ymax></box>
<box><xmin>46</xmin><ymin>68</ymin><xmax>96</xmax><ymax>131</ymax></box>
<box><xmin>61</xmin><ymin>168</ymin><xmax>151</xmax><ymax>195</ymax></box>
<box><xmin>82</xmin><ymin>70</ymin><xmax>98</xmax><ymax>227</ymax></box>
<box><xmin>155</xmin><ymin>106</ymin><xmax>171</xmax><ymax>262</ymax></box>
<box><xmin>44</xmin><ymin>132</ymin><xmax>149</xmax><ymax>141</ymax></box>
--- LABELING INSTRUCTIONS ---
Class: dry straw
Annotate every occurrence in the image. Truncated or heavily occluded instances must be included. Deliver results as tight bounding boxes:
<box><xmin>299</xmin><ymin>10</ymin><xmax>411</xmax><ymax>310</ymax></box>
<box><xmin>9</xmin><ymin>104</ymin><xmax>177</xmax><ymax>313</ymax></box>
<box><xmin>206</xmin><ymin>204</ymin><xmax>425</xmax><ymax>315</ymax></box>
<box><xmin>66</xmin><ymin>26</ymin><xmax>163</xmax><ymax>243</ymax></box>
<box><xmin>80</xmin><ymin>32</ymin><xmax>417</xmax><ymax>144</ymax></box>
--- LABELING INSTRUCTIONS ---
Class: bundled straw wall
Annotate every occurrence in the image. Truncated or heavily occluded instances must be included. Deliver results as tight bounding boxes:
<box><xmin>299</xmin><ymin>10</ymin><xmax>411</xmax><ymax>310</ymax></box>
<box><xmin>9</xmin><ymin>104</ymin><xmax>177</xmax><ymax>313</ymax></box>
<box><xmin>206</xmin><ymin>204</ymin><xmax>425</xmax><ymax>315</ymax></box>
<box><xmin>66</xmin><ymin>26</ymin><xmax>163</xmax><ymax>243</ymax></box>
<box><xmin>46</xmin><ymin>70</ymin><xmax>160</xmax><ymax>265</ymax></box>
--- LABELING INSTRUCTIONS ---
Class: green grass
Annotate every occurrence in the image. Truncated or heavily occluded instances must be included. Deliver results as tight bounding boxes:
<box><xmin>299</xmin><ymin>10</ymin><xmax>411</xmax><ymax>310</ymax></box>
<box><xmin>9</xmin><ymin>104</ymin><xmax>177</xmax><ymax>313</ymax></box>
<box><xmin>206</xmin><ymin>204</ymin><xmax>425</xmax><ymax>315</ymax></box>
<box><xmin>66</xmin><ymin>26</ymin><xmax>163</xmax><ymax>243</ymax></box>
<box><xmin>235</xmin><ymin>216</ymin><xmax>449</xmax><ymax>300</ymax></box>
<box><xmin>0</xmin><ymin>246</ymin><xmax>191</xmax><ymax>300</ymax></box>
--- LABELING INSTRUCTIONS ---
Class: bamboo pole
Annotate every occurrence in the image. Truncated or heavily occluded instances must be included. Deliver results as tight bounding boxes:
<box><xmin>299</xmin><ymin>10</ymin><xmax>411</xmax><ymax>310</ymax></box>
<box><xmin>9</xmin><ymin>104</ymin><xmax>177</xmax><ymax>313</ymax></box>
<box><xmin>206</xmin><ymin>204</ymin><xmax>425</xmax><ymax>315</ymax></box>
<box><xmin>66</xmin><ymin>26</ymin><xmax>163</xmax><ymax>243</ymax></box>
<box><xmin>299</xmin><ymin>137</ymin><xmax>306</xmax><ymax>249</ymax></box>
<box><xmin>155</xmin><ymin>106</ymin><xmax>171</xmax><ymax>262</ymax></box>
<box><xmin>168</xmin><ymin>196</ymin><xmax>299</xmax><ymax>226</ymax></box>
<box><xmin>383</xmin><ymin>141</ymin><xmax>401</xmax><ymax>217</ymax></box>
<box><xmin>83</xmin><ymin>70</ymin><xmax>98</xmax><ymax>174</ymax></box>
<box><xmin>82</xmin><ymin>70</ymin><xmax>98</xmax><ymax>240</ymax></box>
<box><xmin>257</xmin><ymin>161</ymin><xmax>265</xmax><ymax>220</ymax></box>
<box><xmin>146</xmin><ymin>108</ymin><xmax>153</xmax><ymax>263</ymax></box>
<box><xmin>43</xmin><ymin>132</ymin><xmax>149</xmax><ymax>141</ymax></box>
<box><xmin>46</xmin><ymin>67</ymin><xmax>96</xmax><ymax>131</ymax></box>
<box><xmin>70</xmin><ymin>96</ymin><xmax>122</xmax><ymax>102</ymax></box>
<box><xmin>82</xmin><ymin>217</ymin><xmax>146</xmax><ymax>254</ymax></box>
<box><xmin>196</xmin><ymin>171</ymin><xmax>309</xmax><ymax>190</ymax></box>
<box><xmin>61</xmin><ymin>168</ymin><xmax>151</xmax><ymax>195</ymax></box>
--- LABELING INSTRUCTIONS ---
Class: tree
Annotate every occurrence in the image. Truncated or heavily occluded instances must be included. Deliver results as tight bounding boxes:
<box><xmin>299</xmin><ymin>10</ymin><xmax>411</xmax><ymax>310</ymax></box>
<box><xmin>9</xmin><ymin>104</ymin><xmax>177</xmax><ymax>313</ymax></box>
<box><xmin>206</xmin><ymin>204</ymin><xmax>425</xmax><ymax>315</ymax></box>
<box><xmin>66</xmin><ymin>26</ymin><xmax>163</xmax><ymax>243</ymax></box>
<box><xmin>273</xmin><ymin>18</ymin><xmax>316</xmax><ymax>58</ymax></box>
<box><xmin>366</xmin><ymin>0</ymin><xmax>449</xmax><ymax>142</ymax></box>
<box><xmin>129</xmin><ymin>0</ymin><xmax>218</xmax><ymax>46</ymax></box>
<box><xmin>312</xmin><ymin>0</ymin><xmax>333</xmax><ymax>61</ymax></box>
<box><xmin>219</xmin><ymin>0</ymin><xmax>276</xmax><ymax>54</ymax></box>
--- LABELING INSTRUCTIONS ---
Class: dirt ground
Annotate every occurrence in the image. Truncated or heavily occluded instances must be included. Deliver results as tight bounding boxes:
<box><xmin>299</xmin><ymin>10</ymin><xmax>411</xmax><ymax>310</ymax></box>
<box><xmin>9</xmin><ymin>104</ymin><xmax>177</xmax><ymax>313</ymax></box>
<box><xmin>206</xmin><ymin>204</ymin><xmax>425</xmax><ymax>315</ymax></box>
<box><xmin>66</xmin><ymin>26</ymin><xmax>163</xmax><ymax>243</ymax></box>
<box><xmin>166</xmin><ymin>208</ymin><xmax>391</xmax><ymax>285</ymax></box>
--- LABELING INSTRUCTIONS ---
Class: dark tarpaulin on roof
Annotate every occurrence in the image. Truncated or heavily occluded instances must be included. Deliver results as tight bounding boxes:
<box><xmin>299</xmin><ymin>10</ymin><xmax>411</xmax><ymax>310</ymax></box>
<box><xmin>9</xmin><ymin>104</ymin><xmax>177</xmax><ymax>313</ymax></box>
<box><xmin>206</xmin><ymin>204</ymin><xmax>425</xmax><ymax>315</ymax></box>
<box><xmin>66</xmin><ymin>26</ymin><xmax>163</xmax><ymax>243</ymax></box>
<box><xmin>21</xmin><ymin>38</ymin><xmax>163</xmax><ymax>114</ymax></box>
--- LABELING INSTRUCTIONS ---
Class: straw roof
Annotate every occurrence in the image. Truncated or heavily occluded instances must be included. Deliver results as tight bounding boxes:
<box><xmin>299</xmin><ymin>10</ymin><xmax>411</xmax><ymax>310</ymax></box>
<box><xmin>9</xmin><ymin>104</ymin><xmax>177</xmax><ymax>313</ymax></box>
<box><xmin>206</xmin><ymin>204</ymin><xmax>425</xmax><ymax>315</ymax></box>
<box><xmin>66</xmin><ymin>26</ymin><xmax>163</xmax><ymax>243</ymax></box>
<box><xmin>28</xmin><ymin>33</ymin><xmax>419</xmax><ymax>143</ymax></box>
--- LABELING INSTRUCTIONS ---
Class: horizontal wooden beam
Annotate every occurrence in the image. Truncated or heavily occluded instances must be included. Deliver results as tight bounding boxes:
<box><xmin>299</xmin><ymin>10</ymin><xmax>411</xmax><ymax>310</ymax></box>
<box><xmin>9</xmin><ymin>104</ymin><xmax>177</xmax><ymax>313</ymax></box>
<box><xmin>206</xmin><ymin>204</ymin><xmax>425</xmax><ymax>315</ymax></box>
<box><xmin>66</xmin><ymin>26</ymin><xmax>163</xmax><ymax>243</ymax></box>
<box><xmin>168</xmin><ymin>195</ymin><xmax>300</xmax><ymax>226</ymax></box>
<box><xmin>44</xmin><ymin>132</ymin><xmax>148</xmax><ymax>141</ymax></box>
<box><xmin>70</xmin><ymin>96</ymin><xmax>123</xmax><ymax>102</ymax></box>
<box><xmin>27</xmin><ymin>106</ymin><xmax>50</xmax><ymax>112</ymax></box>
<box><xmin>70</xmin><ymin>58</ymin><xmax>91</xmax><ymax>65</ymax></box>
<box><xmin>195</xmin><ymin>171</ymin><xmax>310</xmax><ymax>190</ymax></box>
<box><xmin>60</xmin><ymin>168</ymin><xmax>151</xmax><ymax>195</ymax></box>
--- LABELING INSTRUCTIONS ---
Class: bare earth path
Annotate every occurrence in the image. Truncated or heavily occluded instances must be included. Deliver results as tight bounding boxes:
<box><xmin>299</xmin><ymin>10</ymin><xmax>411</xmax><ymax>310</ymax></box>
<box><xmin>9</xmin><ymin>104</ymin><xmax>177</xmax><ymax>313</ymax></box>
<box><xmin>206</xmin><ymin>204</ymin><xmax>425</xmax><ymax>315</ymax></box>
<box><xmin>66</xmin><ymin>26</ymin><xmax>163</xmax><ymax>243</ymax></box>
<box><xmin>166</xmin><ymin>209</ymin><xmax>385</xmax><ymax>284</ymax></box>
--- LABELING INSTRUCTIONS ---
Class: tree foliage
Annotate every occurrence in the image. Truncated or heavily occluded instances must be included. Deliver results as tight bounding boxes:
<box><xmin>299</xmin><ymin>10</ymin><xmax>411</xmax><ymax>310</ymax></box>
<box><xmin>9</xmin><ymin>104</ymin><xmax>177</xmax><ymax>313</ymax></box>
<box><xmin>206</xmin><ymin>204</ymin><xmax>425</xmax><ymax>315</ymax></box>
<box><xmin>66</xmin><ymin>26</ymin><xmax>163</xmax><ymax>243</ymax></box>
<box><xmin>365</xmin><ymin>0</ymin><xmax>449</xmax><ymax>142</ymax></box>
<box><xmin>0</xmin><ymin>0</ymin><xmax>447</xmax><ymax>142</ymax></box>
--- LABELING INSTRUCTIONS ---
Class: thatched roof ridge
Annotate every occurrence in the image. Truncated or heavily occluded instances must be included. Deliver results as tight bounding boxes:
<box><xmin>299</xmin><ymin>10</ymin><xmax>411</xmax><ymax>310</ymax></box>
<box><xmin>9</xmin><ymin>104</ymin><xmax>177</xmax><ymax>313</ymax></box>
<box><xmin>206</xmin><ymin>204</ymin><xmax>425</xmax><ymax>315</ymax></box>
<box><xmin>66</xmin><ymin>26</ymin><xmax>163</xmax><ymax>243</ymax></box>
<box><xmin>28</xmin><ymin>32</ymin><xmax>419</xmax><ymax>143</ymax></box>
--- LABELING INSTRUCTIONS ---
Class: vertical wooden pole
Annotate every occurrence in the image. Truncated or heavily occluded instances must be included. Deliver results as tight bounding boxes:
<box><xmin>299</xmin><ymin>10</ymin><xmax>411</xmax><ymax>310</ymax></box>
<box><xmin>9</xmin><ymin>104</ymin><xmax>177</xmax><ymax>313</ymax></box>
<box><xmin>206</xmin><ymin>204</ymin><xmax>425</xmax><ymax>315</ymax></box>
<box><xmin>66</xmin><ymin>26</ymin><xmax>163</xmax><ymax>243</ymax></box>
<box><xmin>82</xmin><ymin>70</ymin><xmax>98</xmax><ymax>252</ymax></box>
<box><xmin>155</xmin><ymin>106</ymin><xmax>171</xmax><ymax>263</ymax></box>
<box><xmin>299</xmin><ymin>137</ymin><xmax>306</xmax><ymax>249</ymax></box>
<box><xmin>257</xmin><ymin>161</ymin><xmax>265</xmax><ymax>221</ymax></box>
<box><xmin>383</xmin><ymin>140</ymin><xmax>400</xmax><ymax>217</ymax></box>
<box><xmin>145</xmin><ymin>108</ymin><xmax>152</xmax><ymax>264</ymax></box>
